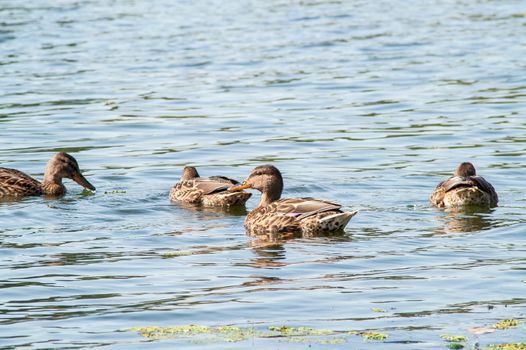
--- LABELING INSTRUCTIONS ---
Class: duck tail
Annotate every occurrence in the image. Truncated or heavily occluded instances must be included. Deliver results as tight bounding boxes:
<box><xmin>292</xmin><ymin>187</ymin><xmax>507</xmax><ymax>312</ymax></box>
<box><xmin>212</xmin><ymin>191</ymin><xmax>252</xmax><ymax>206</ymax></box>
<box><xmin>320</xmin><ymin>210</ymin><xmax>358</xmax><ymax>230</ymax></box>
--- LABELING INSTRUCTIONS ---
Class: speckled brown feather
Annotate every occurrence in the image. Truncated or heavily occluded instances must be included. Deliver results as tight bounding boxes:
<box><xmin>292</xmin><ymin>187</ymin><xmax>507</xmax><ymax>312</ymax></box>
<box><xmin>244</xmin><ymin>197</ymin><xmax>357</xmax><ymax>235</ymax></box>
<box><xmin>0</xmin><ymin>167</ymin><xmax>43</xmax><ymax>197</ymax></box>
<box><xmin>169</xmin><ymin>177</ymin><xmax>251</xmax><ymax>207</ymax></box>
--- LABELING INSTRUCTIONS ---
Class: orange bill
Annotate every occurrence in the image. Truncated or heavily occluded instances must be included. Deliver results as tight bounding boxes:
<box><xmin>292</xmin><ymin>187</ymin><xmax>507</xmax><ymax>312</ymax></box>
<box><xmin>72</xmin><ymin>172</ymin><xmax>96</xmax><ymax>191</ymax></box>
<box><xmin>228</xmin><ymin>183</ymin><xmax>252</xmax><ymax>192</ymax></box>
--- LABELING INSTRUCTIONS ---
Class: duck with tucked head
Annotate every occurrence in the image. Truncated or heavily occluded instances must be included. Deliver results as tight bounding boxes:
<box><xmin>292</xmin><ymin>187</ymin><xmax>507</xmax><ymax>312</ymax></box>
<box><xmin>430</xmin><ymin>162</ymin><xmax>498</xmax><ymax>208</ymax></box>
<box><xmin>229</xmin><ymin>165</ymin><xmax>357</xmax><ymax>235</ymax></box>
<box><xmin>169</xmin><ymin>166</ymin><xmax>251</xmax><ymax>207</ymax></box>
<box><xmin>0</xmin><ymin>152</ymin><xmax>96</xmax><ymax>198</ymax></box>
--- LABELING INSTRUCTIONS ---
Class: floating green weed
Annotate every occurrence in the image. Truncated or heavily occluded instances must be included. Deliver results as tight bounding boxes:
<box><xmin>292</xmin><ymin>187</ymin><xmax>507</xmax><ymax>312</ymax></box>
<box><xmin>268</xmin><ymin>325</ymin><xmax>333</xmax><ymax>336</ymax></box>
<box><xmin>104</xmin><ymin>190</ymin><xmax>127</xmax><ymax>194</ymax></box>
<box><xmin>283</xmin><ymin>336</ymin><xmax>347</xmax><ymax>345</ymax></box>
<box><xmin>349</xmin><ymin>331</ymin><xmax>388</xmax><ymax>341</ymax></box>
<box><xmin>127</xmin><ymin>324</ymin><xmax>256</xmax><ymax>342</ymax></box>
<box><xmin>441</xmin><ymin>334</ymin><xmax>467</xmax><ymax>342</ymax></box>
<box><xmin>493</xmin><ymin>319</ymin><xmax>523</xmax><ymax>330</ymax></box>
<box><xmin>128</xmin><ymin>324</ymin><xmax>344</xmax><ymax>344</ymax></box>
<box><xmin>161</xmin><ymin>251</ymin><xmax>194</xmax><ymax>258</ymax></box>
<box><xmin>128</xmin><ymin>325</ymin><xmax>212</xmax><ymax>340</ymax></box>
<box><xmin>447</xmin><ymin>343</ymin><xmax>464</xmax><ymax>349</ymax></box>
<box><xmin>371</xmin><ymin>307</ymin><xmax>386</xmax><ymax>313</ymax></box>
<box><xmin>484</xmin><ymin>343</ymin><xmax>526</xmax><ymax>350</ymax></box>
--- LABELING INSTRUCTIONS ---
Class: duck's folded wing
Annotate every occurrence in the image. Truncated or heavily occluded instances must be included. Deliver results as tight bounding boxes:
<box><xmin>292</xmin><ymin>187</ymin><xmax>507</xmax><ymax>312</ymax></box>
<box><xmin>442</xmin><ymin>176</ymin><xmax>475</xmax><ymax>192</ymax></box>
<box><xmin>192</xmin><ymin>179</ymin><xmax>230</xmax><ymax>194</ymax></box>
<box><xmin>271</xmin><ymin>197</ymin><xmax>342</xmax><ymax>219</ymax></box>
<box><xmin>0</xmin><ymin>168</ymin><xmax>42</xmax><ymax>196</ymax></box>
<box><xmin>208</xmin><ymin>175</ymin><xmax>239</xmax><ymax>185</ymax></box>
<box><xmin>472</xmin><ymin>176</ymin><xmax>498</xmax><ymax>201</ymax></box>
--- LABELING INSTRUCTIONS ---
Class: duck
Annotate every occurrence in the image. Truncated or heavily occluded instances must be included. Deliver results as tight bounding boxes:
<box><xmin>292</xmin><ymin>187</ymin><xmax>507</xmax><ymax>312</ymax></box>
<box><xmin>430</xmin><ymin>162</ymin><xmax>498</xmax><ymax>208</ymax></box>
<box><xmin>229</xmin><ymin>165</ymin><xmax>357</xmax><ymax>235</ymax></box>
<box><xmin>0</xmin><ymin>152</ymin><xmax>96</xmax><ymax>198</ymax></box>
<box><xmin>169</xmin><ymin>166</ymin><xmax>252</xmax><ymax>207</ymax></box>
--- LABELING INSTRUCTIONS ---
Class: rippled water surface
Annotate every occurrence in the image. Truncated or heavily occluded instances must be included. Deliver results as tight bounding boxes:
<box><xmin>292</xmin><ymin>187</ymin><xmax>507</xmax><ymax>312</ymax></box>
<box><xmin>1</xmin><ymin>1</ymin><xmax>525</xmax><ymax>349</ymax></box>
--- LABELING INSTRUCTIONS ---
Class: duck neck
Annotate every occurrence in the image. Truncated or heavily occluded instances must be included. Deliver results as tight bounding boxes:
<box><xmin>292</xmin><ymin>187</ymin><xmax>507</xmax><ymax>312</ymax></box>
<box><xmin>42</xmin><ymin>171</ymin><xmax>66</xmax><ymax>195</ymax></box>
<box><xmin>258</xmin><ymin>190</ymin><xmax>281</xmax><ymax>207</ymax></box>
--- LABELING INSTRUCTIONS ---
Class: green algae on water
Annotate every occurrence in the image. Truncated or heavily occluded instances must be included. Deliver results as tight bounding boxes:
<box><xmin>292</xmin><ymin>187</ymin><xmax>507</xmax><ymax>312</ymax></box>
<box><xmin>349</xmin><ymin>331</ymin><xmax>388</xmax><ymax>341</ymax></box>
<box><xmin>104</xmin><ymin>190</ymin><xmax>127</xmax><ymax>194</ymax></box>
<box><xmin>371</xmin><ymin>307</ymin><xmax>386</xmax><ymax>313</ymax></box>
<box><xmin>441</xmin><ymin>334</ymin><xmax>467</xmax><ymax>342</ymax></box>
<box><xmin>128</xmin><ymin>325</ymin><xmax>211</xmax><ymax>339</ymax></box>
<box><xmin>127</xmin><ymin>324</ymin><xmax>255</xmax><ymax>342</ymax></box>
<box><xmin>484</xmin><ymin>343</ymin><xmax>526</xmax><ymax>350</ymax></box>
<box><xmin>161</xmin><ymin>250</ymin><xmax>194</xmax><ymax>258</ymax></box>
<box><xmin>493</xmin><ymin>319</ymin><xmax>523</xmax><ymax>329</ymax></box>
<box><xmin>283</xmin><ymin>336</ymin><xmax>347</xmax><ymax>345</ymax></box>
<box><xmin>128</xmin><ymin>324</ymin><xmax>347</xmax><ymax>344</ymax></box>
<box><xmin>266</xmin><ymin>326</ymin><xmax>346</xmax><ymax>345</ymax></box>
<box><xmin>362</xmin><ymin>332</ymin><xmax>388</xmax><ymax>341</ymax></box>
<box><xmin>267</xmin><ymin>325</ymin><xmax>334</xmax><ymax>336</ymax></box>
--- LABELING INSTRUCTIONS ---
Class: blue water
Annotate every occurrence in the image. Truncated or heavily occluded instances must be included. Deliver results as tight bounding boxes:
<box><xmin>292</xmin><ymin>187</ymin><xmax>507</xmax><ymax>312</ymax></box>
<box><xmin>1</xmin><ymin>1</ymin><xmax>525</xmax><ymax>349</ymax></box>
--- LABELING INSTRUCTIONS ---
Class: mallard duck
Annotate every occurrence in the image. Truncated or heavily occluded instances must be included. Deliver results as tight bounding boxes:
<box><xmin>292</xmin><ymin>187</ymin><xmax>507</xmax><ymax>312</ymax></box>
<box><xmin>229</xmin><ymin>165</ymin><xmax>357</xmax><ymax>235</ymax></box>
<box><xmin>169</xmin><ymin>166</ymin><xmax>252</xmax><ymax>207</ymax></box>
<box><xmin>430</xmin><ymin>162</ymin><xmax>498</xmax><ymax>208</ymax></box>
<box><xmin>0</xmin><ymin>152</ymin><xmax>95</xmax><ymax>198</ymax></box>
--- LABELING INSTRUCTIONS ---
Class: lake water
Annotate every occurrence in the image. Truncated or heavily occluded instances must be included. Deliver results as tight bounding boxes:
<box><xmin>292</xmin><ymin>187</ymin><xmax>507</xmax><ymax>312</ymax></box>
<box><xmin>1</xmin><ymin>0</ymin><xmax>525</xmax><ymax>349</ymax></box>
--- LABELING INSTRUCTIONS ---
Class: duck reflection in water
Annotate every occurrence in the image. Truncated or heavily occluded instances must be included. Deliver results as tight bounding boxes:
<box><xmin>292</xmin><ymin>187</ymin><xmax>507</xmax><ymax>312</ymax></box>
<box><xmin>434</xmin><ymin>207</ymin><xmax>495</xmax><ymax>234</ymax></box>
<box><xmin>247</xmin><ymin>227</ymin><xmax>347</xmax><ymax>244</ymax></box>
<box><xmin>176</xmin><ymin>200</ymin><xmax>248</xmax><ymax>216</ymax></box>
<box><xmin>247</xmin><ymin>229</ymin><xmax>347</xmax><ymax>269</ymax></box>
<box><xmin>248</xmin><ymin>242</ymin><xmax>288</xmax><ymax>269</ymax></box>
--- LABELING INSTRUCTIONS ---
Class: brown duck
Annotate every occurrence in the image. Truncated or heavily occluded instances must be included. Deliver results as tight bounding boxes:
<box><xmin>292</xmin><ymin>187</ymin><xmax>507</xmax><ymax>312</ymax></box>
<box><xmin>430</xmin><ymin>162</ymin><xmax>498</xmax><ymax>208</ymax></box>
<box><xmin>229</xmin><ymin>165</ymin><xmax>357</xmax><ymax>235</ymax></box>
<box><xmin>0</xmin><ymin>152</ymin><xmax>95</xmax><ymax>198</ymax></box>
<box><xmin>169</xmin><ymin>166</ymin><xmax>251</xmax><ymax>207</ymax></box>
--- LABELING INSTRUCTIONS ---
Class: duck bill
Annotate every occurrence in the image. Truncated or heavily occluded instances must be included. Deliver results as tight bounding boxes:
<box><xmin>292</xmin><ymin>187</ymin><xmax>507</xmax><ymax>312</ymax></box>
<box><xmin>229</xmin><ymin>183</ymin><xmax>252</xmax><ymax>192</ymax></box>
<box><xmin>72</xmin><ymin>172</ymin><xmax>96</xmax><ymax>191</ymax></box>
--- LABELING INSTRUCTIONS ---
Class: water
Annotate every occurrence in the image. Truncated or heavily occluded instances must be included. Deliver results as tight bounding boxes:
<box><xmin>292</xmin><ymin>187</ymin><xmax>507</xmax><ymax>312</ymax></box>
<box><xmin>1</xmin><ymin>0</ymin><xmax>525</xmax><ymax>349</ymax></box>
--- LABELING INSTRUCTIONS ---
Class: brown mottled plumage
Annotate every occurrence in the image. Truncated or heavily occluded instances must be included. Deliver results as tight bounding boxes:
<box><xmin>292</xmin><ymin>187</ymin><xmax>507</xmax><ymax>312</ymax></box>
<box><xmin>430</xmin><ymin>162</ymin><xmax>498</xmax><ymax>208</ymax></box>
<box><xmin>229</xmin><ymin>165</ymin><xmax>357</xmax><ymax>235</ymax></box>
<box><xmin>169</xmin><ymin>166</ymin><xmax>251</xmax><ymax>207</ymax></box>
<box><xmin>0</xmin><ymin>152</ymin><xmax>96</xmax><ymax>198</ymax></box>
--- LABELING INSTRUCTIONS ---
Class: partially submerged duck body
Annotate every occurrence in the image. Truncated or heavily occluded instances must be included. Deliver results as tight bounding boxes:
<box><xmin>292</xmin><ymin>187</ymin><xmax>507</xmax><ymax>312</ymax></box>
<box><xmin>0</xmin><ymin>152</ymin><xmax>95</xmax><ymax>198</ymax></box>
<box><xmin>430</xmin><ymin>162</ymin><xmax>498</xmax><ymax>208</ymax></box>
<box><xmin>245</xmin><ymin>197</ymin><xmax>357</xmax><ymax>235</ymax></box>
<box><xmin>169</xmin><ymin>166</ymin><xmax>251</xmax><ymax>207</ymax></box>
<box><xmin>230</xmin><ymin>165</ymin><xmax>357</xmax><ymax>235</ymax></box>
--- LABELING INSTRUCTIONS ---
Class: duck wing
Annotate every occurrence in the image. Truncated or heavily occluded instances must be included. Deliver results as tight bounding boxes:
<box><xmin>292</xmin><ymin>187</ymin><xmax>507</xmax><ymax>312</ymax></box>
<box><xmin>441</xmin><ymin>176</ymin><xmax>475</xmax><ymax>192</ymax></box>
<box><xmin>0</xmin><ymin>167</ymin><xmax>42</xmax><ymax>197</ymax></box>
<box><xmin>207</xmin><ymin>175</ymin><xmax>239</xmax><ymax>185</ymax></box>
<box><xmin>190</xmin><ymin>178</ymin><xmax>231</xmax><ymax>194</ymax></box>
<box><xmin>443</xmin><ymin>175</ymin><xmax>496</xmax><ymax>195</ymax></box>
<box><xmin>472</xmin><ymin>176</ymin><xmax>498</xmax><ymax>205</ymax></box>
<box><xmin>269</xmin><ymin>197</ymin><xmax>342</xmax><ymax>219</ymax></box>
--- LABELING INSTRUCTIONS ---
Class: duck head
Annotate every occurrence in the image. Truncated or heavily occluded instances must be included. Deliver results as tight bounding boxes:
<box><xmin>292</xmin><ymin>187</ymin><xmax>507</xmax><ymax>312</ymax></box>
<box><xmin>230</xmin><ymin>164</ymin><xmax>283</xmax><ymax>207</ymax></box>
<box><xmin>181</xmin><ymin>166</ymin><xmax>200</xmax><ymax>181</ymax></box>
<box><xmin>454</xmin><ymin>162</ymin><xmax>476</xmax><ymax>177</ymax></box>
<box><xmin>42</xmin><ymin>152</ymin><xmax>95</xmax><ymax>194</ymax></box>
